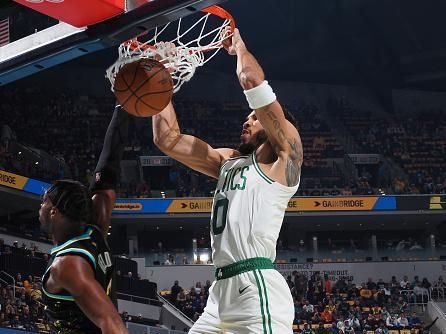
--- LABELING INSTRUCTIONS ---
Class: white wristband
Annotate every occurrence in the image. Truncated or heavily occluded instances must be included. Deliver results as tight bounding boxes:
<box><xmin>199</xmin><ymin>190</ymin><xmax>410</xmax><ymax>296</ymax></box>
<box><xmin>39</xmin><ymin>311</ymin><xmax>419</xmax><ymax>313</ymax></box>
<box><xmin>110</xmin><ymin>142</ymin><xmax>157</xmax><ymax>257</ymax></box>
<box><xmin>243</xmin><ymin>80</ymin><xmax>276</xmax><ymax>110</ymax></box>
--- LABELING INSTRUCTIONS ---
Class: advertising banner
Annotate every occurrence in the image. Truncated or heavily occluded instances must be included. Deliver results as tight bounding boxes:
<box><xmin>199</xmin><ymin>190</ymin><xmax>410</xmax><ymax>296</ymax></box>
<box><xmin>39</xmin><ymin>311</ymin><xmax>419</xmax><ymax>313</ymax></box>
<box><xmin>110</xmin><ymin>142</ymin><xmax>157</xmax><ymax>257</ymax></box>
<box><xmin>0</xmin><ymin>170</ymin><xmax>50</xmax><ymax>195</ymax></box>
<box><xmin>144</xmin><ymin>261</ymin><xmax>446</xmax><ymax>291</ymax></box>
<box><xmin>430</xmin><ymin>196</ymin><xmax>446</xmax><ymax>210</ymax></box>
<box><xmin>114</xmin><ymin>196</ymin><xmax>398</xmax><ymax>214</ymax></box>
<box><xmin>0</xmin><ymin>171</ymin><xmax>443</xmax><ymax>214</ymax></box>
<box><xmin>287</xmin><ymin>196</ymin><xmax>396</xmax><ymax>211</ymax></box>
<box><xmin>166</xmin><ymin>198</ymin><xmax>213</xmax><ymax>213</ymax></box>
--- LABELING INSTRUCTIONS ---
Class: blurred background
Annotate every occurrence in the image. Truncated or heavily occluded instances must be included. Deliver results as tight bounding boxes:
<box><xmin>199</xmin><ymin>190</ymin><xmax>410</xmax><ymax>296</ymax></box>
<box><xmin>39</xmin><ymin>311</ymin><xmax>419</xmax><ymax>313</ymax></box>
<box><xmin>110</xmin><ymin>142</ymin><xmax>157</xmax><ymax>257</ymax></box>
<box><xmin>0</xmin><ymin>0</ymin><xmax>445</xmax><ymax>333</ymax></box>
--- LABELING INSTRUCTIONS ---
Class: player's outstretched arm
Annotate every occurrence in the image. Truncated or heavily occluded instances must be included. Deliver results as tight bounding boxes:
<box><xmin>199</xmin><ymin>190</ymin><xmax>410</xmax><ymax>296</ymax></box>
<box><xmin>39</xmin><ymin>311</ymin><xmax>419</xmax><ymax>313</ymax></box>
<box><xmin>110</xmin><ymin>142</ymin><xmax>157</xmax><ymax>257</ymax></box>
<box><xmin>50</xmin><ymin>256</ymin><xmax>128</xmax><ymax>334</ymax></box>
<box><xmin>153</xmin><ymin>102</ymin><xmax>235</xmax><ymax>179</ymax></box>
<box><xmin>90</xmin><ymin>106</ymin><xmax>130</xmax><ymax>236</ymax></box>
<box><xmin>223</xmin><ymin>29</ymin><xmax>303</xmax><ymax>186</ymax></box>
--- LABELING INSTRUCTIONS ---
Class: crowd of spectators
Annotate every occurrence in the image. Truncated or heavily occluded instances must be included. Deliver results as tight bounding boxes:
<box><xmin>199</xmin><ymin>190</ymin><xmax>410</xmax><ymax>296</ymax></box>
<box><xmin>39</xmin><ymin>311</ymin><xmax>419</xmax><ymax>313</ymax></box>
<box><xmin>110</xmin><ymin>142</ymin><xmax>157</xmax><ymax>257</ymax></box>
<box><xmin>328</xmin><ymin>97</ymin><xmax>446</xmax><ymax>195</ymax></box>
<box><xmin>0</xmin><ymin>88</ymin><xmax>101</xmax><ymax>183</ymax></box>
<box><xmin>0</xmin><ymin>240</ymin><xmax>50</xmax><ymax>331</ymax></box>
<box><xmin>0</xmin><ymin>255</ymin><xmax>157</xmax><ymax>332</ymax></box>
<box><xmin>0</xmin><ymin>230</ymin><xmax>444</xmax><ymax>334</ymax></box>
<box><xmin>162</xmin><ymin>271</ymin><xmax>446</xmax><ymax>334</ymax></box>
<box><xmin>0</xmin><ymin>84</ymin><xmax>445</xmax><ymax>197</ymax></box>
<box><xmin>0</xmin><ymin>273</ymin><xmax>48</xmax><ymax>332</ymax></box>
<box><xmin>165</xmin><ymin>274</ymin><xmax>444</xmax><ymax>334</ymax></box>
<box><xmin>0</xmin><ymin>86</ymin><xmax>346</xmax><ymax>197</ymax></box>
<box><xmin>115</xmin><ymin>99</ymin><xmax>347</xmax><ymax>198</ymax></box>
<box><xmin>0</xmin><ymin>238</ymin><xmax>165</xmax><ymax>332</ymax></box>
<box><xmin>289</xmin><ymin>273</ymin><xmax>433</xmax><ymax>333</ymax></box>
<box><xmin>167</xmin><ymin>280</ymin><xmax>212</xmax><ymax>322</ymax></box>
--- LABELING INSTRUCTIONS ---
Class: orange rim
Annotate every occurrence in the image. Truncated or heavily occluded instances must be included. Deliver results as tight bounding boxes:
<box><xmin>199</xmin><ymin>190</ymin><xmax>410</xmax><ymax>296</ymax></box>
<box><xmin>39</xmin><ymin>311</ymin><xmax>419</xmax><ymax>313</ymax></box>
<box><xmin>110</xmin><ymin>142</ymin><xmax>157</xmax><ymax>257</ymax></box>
<box><xmin>128</xmin><ymin>5</ymin><xmax>235</xmax><ymax>52</ymax></box>
<box><xmin>201</xmin><ymin>5</ymin><xmax>236</xmax><ymax>32</ymax></box>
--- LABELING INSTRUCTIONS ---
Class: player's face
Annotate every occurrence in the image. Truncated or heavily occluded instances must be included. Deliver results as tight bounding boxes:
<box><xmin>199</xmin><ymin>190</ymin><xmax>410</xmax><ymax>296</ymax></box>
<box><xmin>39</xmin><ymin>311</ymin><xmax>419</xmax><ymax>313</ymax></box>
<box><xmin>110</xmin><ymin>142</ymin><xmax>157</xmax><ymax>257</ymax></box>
<box><xmin>39</xmin><ymin>194</ymin><xmax>54</xmax><ymax>234</ymax></box>
<box><xmin>240</xmin><ymin>111</ymin><xmax>264</xmax><ymax>144</ymax></box>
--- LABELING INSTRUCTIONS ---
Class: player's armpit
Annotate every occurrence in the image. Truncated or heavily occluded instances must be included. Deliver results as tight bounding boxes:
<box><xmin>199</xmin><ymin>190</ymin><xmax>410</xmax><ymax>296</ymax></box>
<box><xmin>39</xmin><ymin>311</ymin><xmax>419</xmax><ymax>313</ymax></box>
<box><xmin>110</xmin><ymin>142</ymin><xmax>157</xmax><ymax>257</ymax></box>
<box><xmin>52</xmin><ymin>256</ymin><xmax>127</xmax><ymax>334</ymax></box>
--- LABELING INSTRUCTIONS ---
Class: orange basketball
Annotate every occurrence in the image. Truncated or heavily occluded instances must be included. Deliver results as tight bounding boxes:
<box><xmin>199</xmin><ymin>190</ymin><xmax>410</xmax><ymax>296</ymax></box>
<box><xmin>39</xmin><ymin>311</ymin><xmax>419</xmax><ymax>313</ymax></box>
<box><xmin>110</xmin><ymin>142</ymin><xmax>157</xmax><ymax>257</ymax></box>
<box><xmin>113</xmin><ymin>59</ymin><xmax>173</xmax><ymax>117</ymax></box>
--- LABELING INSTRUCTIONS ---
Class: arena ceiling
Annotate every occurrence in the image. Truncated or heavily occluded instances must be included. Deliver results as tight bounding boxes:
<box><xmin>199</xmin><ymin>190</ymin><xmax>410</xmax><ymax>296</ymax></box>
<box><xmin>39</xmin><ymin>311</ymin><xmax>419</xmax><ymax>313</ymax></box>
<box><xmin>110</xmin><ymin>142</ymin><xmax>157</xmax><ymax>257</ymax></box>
<box><xmin>51</xmin><ymin>0</ymin><xmax>446</xmax><ymax>94</ymax></box>
<box><xmin>216</xmin><ymin>0</ymin><xmax>446</xmax><ymax>91</ymax></box>
<box><xmin>5</xmin><ymin>0</ymin><xmax>439</xmax><ymax>116</ymax></box>
<box><xmin>2</xmin><ymin>0</ymin><xmax>446</xmax><ymax>107</ymax></box>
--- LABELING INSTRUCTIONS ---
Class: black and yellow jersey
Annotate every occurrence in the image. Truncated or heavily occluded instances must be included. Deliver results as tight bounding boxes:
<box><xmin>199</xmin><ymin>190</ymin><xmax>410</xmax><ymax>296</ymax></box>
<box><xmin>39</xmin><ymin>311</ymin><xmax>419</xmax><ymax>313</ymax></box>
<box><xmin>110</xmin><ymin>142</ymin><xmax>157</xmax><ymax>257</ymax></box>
<box><xmin>42</xmin><ymin>225</ymin><xmax>113</xmax><ymax>334</ymax></box>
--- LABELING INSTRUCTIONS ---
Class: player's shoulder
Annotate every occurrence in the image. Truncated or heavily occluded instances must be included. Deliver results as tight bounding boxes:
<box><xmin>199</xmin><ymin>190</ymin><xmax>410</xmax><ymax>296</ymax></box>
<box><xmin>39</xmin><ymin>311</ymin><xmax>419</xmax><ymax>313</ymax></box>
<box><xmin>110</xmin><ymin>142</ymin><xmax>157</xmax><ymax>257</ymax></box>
<box><xmin>51</xmin><ymin>253</ymin><xmax>90</xmax><ymax>281</ymax></box>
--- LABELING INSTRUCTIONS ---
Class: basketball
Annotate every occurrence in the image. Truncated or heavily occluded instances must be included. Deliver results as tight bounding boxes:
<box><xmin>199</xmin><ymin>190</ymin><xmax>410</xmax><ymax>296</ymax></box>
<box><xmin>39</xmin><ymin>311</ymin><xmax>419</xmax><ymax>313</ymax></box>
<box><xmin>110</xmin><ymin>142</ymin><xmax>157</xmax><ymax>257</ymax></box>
<box><xmin>113</xmin><ymin>59</ymin><xmax>173</xmax><ymax>117</ymax></box>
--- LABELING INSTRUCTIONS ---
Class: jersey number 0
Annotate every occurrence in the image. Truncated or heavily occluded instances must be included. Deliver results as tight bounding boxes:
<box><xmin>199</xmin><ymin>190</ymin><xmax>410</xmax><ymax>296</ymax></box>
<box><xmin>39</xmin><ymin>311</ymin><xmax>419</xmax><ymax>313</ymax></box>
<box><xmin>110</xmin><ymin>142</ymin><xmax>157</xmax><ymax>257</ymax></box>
<box><xmin>211</xmin><ymin>198</ymin><xmax>229</xmax><ymax>235</ymax></box>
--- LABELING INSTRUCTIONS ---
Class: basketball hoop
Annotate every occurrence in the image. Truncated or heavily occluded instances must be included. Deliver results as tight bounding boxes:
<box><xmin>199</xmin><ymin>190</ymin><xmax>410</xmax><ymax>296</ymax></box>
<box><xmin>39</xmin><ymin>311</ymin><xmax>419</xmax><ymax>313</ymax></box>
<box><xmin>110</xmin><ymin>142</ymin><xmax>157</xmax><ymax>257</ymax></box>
<box><xmin>106</xmin><ymin>5</ymin><xmax>235</xmax><ymax>93</ymax></box>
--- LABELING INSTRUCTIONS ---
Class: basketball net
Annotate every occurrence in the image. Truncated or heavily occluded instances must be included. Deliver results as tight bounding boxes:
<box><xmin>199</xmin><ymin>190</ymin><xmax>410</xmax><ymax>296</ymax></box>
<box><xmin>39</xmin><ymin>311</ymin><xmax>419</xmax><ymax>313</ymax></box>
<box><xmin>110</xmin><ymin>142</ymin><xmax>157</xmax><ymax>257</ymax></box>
<box><xmin>106</xmin><ymin>6</ymin><xmax>235</xmax><ymax>93</ymax></box>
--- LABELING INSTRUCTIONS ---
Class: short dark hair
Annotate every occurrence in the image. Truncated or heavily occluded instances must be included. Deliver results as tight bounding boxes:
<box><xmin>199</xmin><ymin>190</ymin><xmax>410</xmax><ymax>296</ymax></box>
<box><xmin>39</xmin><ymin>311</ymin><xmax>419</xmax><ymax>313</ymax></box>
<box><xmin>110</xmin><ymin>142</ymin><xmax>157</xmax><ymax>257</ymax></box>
<box><xmin>46</xmin><ymin>180</ymin><xmax>92</xmax><ymax>227</ymax></box>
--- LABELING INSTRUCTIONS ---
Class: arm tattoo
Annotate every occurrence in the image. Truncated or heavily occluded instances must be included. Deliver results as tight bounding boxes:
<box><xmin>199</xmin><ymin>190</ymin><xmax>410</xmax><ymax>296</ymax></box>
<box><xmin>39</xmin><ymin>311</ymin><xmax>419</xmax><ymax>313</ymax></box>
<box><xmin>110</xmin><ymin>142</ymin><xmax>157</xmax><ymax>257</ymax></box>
<box><xmin>286</xmin><ymin>137</ymin><xmax>303</xmax><ymax>186</ymax></box>
<box><xmin>286</xmin><ymin>157</ymin><xmax>301</xmax><ymax>186</ymax></box>
<box><xmin>264</xmin><ymin>110</ymin><xmax>303</xmax><ymax>186</ymax></box>
<box><xmin>266</xmin><ymin>110</ymin><xmax>286</xmax><ymax>142</ymax></box>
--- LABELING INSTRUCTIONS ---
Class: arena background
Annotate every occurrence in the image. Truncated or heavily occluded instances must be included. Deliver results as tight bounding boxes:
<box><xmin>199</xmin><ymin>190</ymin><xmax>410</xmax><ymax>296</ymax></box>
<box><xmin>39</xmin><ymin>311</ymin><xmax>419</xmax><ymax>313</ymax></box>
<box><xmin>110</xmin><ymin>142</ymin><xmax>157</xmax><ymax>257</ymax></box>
<box><xmin>0</xmin><ymin>0</ymin><xmax>445</xmax><ymax>333</ymax></box>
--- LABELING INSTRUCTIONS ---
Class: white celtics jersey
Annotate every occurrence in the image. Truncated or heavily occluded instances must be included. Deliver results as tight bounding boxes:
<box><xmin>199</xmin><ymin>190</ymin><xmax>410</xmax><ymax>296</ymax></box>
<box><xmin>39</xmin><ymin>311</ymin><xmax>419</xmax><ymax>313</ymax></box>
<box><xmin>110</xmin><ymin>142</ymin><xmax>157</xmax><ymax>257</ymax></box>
<box><xmin>210</xmin><ymin>151</ymin><xmax>299</xmax><ymax>267</ymax></box>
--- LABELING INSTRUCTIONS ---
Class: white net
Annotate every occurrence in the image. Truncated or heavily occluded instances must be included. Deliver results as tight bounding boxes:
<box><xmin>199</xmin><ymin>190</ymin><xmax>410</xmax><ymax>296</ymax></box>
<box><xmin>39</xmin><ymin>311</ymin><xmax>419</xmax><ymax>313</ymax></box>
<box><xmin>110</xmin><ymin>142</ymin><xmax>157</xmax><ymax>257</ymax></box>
<box><xmin>106</xmin><ymin>6</ymin><xmax>233</xmax><ymax>93</ymax></box>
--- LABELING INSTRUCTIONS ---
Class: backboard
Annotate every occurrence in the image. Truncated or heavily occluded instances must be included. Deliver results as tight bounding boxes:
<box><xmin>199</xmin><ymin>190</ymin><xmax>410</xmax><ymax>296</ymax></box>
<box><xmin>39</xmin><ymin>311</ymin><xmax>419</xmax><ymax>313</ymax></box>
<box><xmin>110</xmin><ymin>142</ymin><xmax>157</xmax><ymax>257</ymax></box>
<box><xmin>0</xmin><ymin>0</ymin><xmax>228</xmax><ymax>85</ymax></box>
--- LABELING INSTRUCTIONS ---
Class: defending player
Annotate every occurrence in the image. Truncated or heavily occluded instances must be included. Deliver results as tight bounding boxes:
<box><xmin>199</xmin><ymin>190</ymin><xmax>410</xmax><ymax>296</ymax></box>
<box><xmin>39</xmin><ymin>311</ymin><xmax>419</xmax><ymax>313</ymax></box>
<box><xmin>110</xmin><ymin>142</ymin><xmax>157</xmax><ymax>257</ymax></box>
<box><xmin>39</xmin><ymin>106</ymin><xmax>129</xmax><ymax>334</ymax></box>
<box><xmin>153</xmin><ymin>28</ymin><xmax>303</xmax><ymax>333</ymax></box>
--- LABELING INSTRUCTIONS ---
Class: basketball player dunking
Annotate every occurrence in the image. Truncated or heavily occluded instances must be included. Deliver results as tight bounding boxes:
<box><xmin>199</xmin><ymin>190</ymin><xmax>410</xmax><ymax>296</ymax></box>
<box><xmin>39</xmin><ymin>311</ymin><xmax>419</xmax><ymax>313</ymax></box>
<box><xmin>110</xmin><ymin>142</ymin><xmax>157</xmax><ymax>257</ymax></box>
<box><xmin>153</xmin><ymin>28</ymin><xmax>303</xmax><ymax>333</ymax></box>
<box><xmin>39</xmin><ymin>106</ymin><xmax>129</xmax><ymax>334</ymax></box>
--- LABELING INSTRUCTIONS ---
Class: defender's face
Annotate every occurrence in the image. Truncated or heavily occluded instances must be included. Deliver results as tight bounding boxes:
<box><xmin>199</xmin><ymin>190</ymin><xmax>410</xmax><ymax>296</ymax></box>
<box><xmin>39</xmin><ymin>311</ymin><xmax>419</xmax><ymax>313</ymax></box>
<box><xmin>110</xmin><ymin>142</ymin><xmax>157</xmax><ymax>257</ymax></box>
<box><xmin>39</xmin><ymin>194</ymin><xmax>53</xmax><ymax>234</ymax></box>
<box><xmin>240</xmin><ymin>111</ymin><xmax>264</xmax><ymax>144</ymax></box>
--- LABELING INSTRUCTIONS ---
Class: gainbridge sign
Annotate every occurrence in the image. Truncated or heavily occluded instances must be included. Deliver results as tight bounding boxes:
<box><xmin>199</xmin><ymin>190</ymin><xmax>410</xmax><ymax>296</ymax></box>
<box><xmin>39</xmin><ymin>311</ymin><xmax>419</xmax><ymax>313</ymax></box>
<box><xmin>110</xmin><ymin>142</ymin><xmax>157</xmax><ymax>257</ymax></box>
<box><xmin>165</xmin><ymin>196</ymin><xmax>397</xmax><ymax>213</ymax></box>
<box><xmin>166</xmin><ymin>199</ymin><xmax>213</xmax><ymax>213</ymax></box>
<box><xmin>430</xmin><ymin>196</ymin><xmax>446</xmax><ymax>210</ymax></box>
<box><xmin>287</xmin><ymin>196</ymin><xmax>396</xmax><ymax>212</ymax></box>
<box><xmin>0</xmin><ymin>171</ymin><xmax>427</xmax><ymax>214</ymax></box>
<box><xmin>0</xmin><ymin>170</ymin><xmax>50</xmax><ymax>195</ymax></box>
<box><xmin>112</xmin><ymin>196</ymin><xmax>397</xmax><ymax>214</ymax></box>
<box><xmin>0</xmin><ymin>170</ymin><xmax>28</xmax><ymax>190</ymax></box>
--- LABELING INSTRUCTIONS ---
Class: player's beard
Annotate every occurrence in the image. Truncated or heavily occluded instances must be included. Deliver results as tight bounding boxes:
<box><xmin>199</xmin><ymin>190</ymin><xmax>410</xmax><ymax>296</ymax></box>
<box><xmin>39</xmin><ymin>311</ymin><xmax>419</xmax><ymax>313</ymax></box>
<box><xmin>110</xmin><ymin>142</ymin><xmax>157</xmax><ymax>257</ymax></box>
<box><xmin>39</xmin><ymin>211</ymin><xmax>53</xmax><ymax>235</ymax></box>
<box><xmin>238</xmin><ymin>130</ymin><xmax>267</xmax><ymax>155</ymax></box>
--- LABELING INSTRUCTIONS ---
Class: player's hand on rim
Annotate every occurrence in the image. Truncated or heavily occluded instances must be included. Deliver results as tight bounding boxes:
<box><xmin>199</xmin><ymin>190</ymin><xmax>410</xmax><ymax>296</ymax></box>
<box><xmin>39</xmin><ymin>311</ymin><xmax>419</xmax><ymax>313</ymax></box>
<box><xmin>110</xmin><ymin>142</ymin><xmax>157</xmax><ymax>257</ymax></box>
<box><xmin>221</xmin><ymin>28</ymin><xmax>245</xmax><ymax>55</ymax></box>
